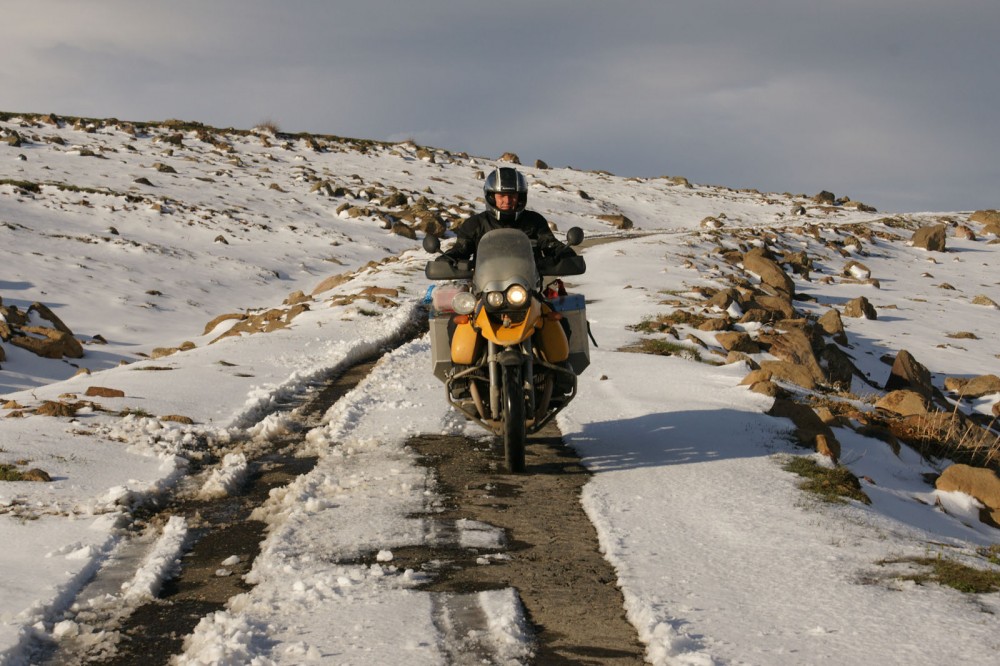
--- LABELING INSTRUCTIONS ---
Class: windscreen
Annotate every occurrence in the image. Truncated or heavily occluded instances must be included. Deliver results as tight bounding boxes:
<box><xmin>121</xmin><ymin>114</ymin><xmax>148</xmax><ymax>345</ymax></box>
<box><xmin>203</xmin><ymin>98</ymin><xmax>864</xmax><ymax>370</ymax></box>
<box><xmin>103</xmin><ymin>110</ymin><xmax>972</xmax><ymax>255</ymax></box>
<box><xmin>472</xmin><ymin>228</ymin><xmax>539</xmax><ymax>294</ymax></box>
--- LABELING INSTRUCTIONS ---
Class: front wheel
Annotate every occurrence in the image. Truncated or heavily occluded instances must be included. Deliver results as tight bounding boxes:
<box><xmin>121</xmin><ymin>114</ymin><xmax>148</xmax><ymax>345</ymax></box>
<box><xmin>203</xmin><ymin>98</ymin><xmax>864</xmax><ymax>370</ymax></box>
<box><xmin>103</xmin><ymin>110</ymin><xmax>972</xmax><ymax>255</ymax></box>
<box><xmin>501</xmin><ymin>363</ymin><xmax>526</xmax><ymax>473</ymax></box>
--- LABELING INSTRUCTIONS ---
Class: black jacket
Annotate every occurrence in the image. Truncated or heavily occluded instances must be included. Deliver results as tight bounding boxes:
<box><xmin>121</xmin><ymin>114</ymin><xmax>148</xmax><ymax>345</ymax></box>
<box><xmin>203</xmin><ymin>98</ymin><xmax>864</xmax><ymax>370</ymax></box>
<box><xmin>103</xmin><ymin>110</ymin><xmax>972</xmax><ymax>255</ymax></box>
<box><xmin>443</xmin><ymin>210</ymin><xmax>569</xmax><ymax>263</ymax></box>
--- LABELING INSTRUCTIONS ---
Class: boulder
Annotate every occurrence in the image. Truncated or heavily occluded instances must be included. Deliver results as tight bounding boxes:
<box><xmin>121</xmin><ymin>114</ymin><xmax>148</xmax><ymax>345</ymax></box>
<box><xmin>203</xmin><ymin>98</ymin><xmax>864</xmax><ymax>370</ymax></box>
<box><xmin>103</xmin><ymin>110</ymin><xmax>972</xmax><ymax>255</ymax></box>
<box><xmin>820</xmin><ymin>344</ymin><xmax>857</xmax><ymax>390</ymax></box>
<box><xmin>936</xmin><ymin>464</ymin><xmax>1000</xmax><ymax>526</ymax></box>
<box><xmin>817</xmin><ymin>309</ymin><xmax>848</xmax><ymax>345</ymax></box>
<box><xmin>759</xmin><ymin>328</ymin><xmax>825</xmax><ymax>387</ymax></box>
<box><xmin>743</xmin><ymin>248</ymin><xmax>795</xmax><ymax>299</ymax></box>
<box><xmin>85</xmin><ymin>386</ymin><xmax>126</xmax><ymax>398</ymax></box>
<box><xmin>911</xmin><ymin>225</ymin><xmax>947</xmax><ymax>252</ymax></box>
<box><xmin>969</xmin><ymin>210</ymin><xmax>1000</xmax><ymax>227</ymax></box>
<box><xmin>758</xmin><ymin>361</ymin><xmax>819</xmax><ymax>391</ymax></box>
<box><xmin>842</xmin><ymin>260</ymin><xmax>871</xmax><ymax>280</ymax></box>
<box><xmin>9</xmin><ymin>327</ymin><xmax>84</xmax><ymax>359</ymax></box>
<box><xmin>947</xmin><ymin>374</ymin><xmax>1000</xmax><ymax>398</ymax></box>
<box><xmin>884</xmin><ymin>350</ymin><xmax>933</xmax><ymax>400</ymax></box>
<box><xmin>28</xmin><ymin>302</ymin><xmax>74</xmax><ymax>335</ymax></box>
<box><xmin>498</xmin><ymin>152</ymin><xmax>521</xmax><ymax>164</ymax></box>
<box><xmin>875</xmin><ymin>389</ymin><xmax>929</xmax><ymax>417</ymax></box>
<box><xmin>843</xmin><ymin>296</ymin><xmax>877</xmax><ymax>320</ymax></box>
<box><xmin>597</xmin><ymin>214</ymin><xmax>634</xmax><ymax>230</ymax></box>
<box><xmin>715</xmin><ymin>331</ymin><xmax>759</xmax><ymax>354</ymax></box>
<box><xmin>768</xmin><ymin>398</ymin><xmax>840</xmax><ymax>461</ymax></box>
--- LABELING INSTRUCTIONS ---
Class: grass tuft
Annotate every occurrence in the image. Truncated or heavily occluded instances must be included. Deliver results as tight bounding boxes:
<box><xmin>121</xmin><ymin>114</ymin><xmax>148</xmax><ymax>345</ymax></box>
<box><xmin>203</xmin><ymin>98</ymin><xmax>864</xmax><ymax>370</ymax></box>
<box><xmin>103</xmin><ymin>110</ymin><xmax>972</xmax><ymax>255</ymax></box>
<box><xmin>880</xmin><ymin>555</ymin><xmax>1000</xmax><ymax>594</ymax></box>
<box><xmin>782</xmin><ymin>456</ymin><xmax>871</xmax><ymax>504</ymax></box>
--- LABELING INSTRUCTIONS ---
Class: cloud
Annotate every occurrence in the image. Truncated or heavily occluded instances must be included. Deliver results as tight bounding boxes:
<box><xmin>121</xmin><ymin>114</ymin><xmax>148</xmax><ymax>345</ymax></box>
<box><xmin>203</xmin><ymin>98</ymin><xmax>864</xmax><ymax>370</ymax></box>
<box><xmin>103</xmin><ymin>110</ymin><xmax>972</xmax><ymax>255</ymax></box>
<box><xmin>4</xmin><ymin>0</ymin><xmax>999</xmax><ymax>212</ymax></box>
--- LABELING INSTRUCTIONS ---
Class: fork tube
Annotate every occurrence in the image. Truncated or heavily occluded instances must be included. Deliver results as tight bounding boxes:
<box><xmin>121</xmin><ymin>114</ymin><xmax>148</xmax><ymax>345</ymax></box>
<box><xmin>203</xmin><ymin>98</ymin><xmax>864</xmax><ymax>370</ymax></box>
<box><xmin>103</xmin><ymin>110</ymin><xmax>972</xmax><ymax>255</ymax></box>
<box><xmin>488</xmin><ymin>340</ymin><xmax>500</xmax><ymax>420</ymax></box>
<box><xmin>523</xmin><ymin>339</ymin><xmax>535</xmax><ymax>415</ymax></box>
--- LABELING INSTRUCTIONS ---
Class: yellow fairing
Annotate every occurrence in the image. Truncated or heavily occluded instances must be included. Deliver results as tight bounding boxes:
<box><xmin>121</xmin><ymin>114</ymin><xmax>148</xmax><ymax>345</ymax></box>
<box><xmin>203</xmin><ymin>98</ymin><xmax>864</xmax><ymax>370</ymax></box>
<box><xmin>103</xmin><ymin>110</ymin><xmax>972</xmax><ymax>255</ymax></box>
<box><xmin>451</xmin><ymin>320</ymin><xmax>479</xmax><ymax>364</ymax></box>
<box><xmin>538</xmin><ymin>315</ymin><xmax>569</xmax><ymax>362</ymax></box>
<box><xmin>475</xmin><ymin>301</ymin><xmax>542</xmax><ymax>346</ymax></box>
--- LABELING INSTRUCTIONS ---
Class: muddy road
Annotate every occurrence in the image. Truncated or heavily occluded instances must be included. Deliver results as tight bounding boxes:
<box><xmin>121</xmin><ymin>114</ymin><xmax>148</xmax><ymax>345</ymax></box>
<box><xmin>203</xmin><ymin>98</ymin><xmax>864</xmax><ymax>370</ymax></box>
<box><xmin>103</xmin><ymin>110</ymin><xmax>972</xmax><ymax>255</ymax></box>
<box><xmin>40</xmin><ymin>347</ymin><xmax>646</xmax><ymax>664</ymax></box>
<box><xmin>403</xmin><ymin>429</ymin><xmax>647</xmax><ymax>664</ymax></box>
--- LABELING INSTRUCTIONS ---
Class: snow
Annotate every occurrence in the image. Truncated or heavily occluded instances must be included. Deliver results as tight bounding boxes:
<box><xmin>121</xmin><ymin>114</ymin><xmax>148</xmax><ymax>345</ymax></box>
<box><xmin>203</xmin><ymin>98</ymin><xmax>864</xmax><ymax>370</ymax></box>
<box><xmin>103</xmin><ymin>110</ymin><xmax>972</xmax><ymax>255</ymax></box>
<box><xmin>2</xmin><ymin>114</ymin><xmax>999</xmax><ymax>664</ymax></box>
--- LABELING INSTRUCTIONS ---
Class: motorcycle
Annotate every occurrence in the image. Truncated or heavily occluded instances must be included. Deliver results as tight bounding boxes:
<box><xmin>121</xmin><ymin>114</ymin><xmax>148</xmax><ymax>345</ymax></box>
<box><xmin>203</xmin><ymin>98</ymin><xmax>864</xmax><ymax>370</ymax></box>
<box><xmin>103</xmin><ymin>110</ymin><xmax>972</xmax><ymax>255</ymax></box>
<box><xmin>423</xmin><ymin>227</ymin><xmax>589</xmax><ymax>473</ymax></box>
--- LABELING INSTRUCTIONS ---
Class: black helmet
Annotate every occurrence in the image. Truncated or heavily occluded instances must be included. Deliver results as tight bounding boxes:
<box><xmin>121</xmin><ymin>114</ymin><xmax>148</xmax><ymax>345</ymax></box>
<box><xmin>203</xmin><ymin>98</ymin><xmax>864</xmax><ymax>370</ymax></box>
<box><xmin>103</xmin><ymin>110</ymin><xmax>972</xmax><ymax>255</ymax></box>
<box><xmin>484</xmin><ymin>166</ymin><xmax>527</xmax><ymax>224</ymax></box>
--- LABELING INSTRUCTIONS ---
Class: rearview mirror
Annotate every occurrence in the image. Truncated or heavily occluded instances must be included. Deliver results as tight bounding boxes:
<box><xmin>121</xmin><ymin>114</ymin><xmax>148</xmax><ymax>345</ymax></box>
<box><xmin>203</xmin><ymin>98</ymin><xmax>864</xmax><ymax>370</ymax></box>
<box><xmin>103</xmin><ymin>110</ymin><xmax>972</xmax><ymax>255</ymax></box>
<box><xmin>423</xmin><ymin>234</ymin><xmax>441</xmax><ymax>254</ymax></box>
<box><xmin>566</xmin><ymin>227</ymin><xmax>584</xmax><ymax>247</ymax></box>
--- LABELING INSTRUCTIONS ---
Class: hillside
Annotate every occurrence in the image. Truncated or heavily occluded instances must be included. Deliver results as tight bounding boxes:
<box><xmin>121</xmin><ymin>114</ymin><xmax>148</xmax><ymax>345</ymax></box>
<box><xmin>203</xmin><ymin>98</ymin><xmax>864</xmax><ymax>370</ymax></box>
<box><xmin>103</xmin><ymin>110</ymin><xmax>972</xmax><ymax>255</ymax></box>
<box><xmin>2</xmin><ymin>112</ymin><xmax>999</xmax><ymax>664</ymax></box>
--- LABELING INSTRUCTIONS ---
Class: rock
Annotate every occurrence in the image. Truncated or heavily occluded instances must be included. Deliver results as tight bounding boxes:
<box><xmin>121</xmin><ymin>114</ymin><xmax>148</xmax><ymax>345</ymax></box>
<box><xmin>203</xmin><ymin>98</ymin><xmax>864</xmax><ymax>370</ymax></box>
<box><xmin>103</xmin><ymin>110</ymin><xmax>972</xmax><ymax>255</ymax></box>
<box><xmin>817</xmin><ymin>309</ymin><xmax>848</xmax><ymax>345</ymax></box>
<box><xmin>911</xmin><ymin>225</ymin><xmax>947</xmax><ymax>252</ymax></box>
<box><xmin>161</xmin><ymin>414</ymin><xmax>195</xmax><ymax>424</ymax></box>
<box><xmin>951</xmin><ymin>374</ymin><xmax>1000</xmax><ymax>398</ymax></box>
<box><xmin>768</xmin><ymin>398</ymin><xmax>840</xmax><ymax>460</ymax></box>
<box><xmin>28</xmin><ymin>302</ymin><xmax>74</xmax><ymax>335</ymax></box>
<box><xmin>597</xmin><ymin>214</ymin><xmax>634</xmax><ymax>230</ymax></box>
<box><xmin>821</xmin><ymin>344</ymin><xmax>857</xmax><ymax>390</ymax></box>
<box><xmin>971</xmin><ymin>294</ymin><xmax>998</xmax><ymax>308</ymax></box>
<box><xmin>843</xmin><ymin>296</ymin><xmax>877</xmax><ymax>320</ymax></box>
<box><xmin>884</xmin><ymin>350</ymin><xmax>934</xmax><ymax>400</ymax></box>
<box><xmin>812</xmin><ymin>191</ymin><xmax>836</xmax><ymax>205</ymax></box>
<box><xmin>85</xmin><ymin>386</ymin><xmax>126</xmax><ymax>398</ymax></box>
<box><xmin>21</xmin><ymin>468</ymin><xmax>52</xmax><ymax>482</ymax></box>
<box><xmin>715</xmin><ymin>331</ymin><xmax>759</xmax><ymax>353</ymax></box>
<box><xmin>35</xmin><ymin>401</ymin><xmax>80</xmax><ymax>417</ymax></box>
<box><xmin>390</xmin><ymin>222</ymin><xmax>417</xmax><ymax>239</ymax></box>
<box><xmin>843</xmin><ymin>260</ymin><xmax>871</xmax><ymax>280</ymax></box>
<box><xmin>969</xmin><ymin>209</ymin><xmax>1000</xmax><ymax>227</ymax></box>
<box><xmin>758</xmin><ymin>361</ymin><xmax>819</xmax><ymax>390</ymax></box>
<box><xmin>815</xmin><ymin>434</ymin><xmax>839</xmax><ymax>462</ymax></box>
<box><xmin>9</xmin><ymin>327</ymin><xmax>84</xmax><ymax>359</ymax></box>
<box><xmin>698</xmin><ymin>317</ymin><xmax>731</xmax><ymax>332</ymax></box>
<box><xmin>743</xmin><ymin>248</ymin><xmax>795</xmax><ymax>299</ymax></box>
<box><xmin>700</xmin><ymin>216</ymin><xmax>724</xmax><ymax>229</ymax></box>
<box><xmin>875</xmin><ymin>389</ymin><xmax>929</xmax><ymax>417</ymax></box>
<box><xmin>751</xmin><ymin>295</ymin><xmax>796</xmax><ymax>320</ymax></box>
<box><xmin>498</xmin><ymin>152</ymin><xmax>521</xmax><ymax>164</ymax></box>
<box><xmin>954</xmin><ymin>225</ymin><xmax>976</xmax><ymax>240</ymax></box>
<box><xmin>936</xmin><ymin>464</ymin><xmax>1000</xmax><ymax>526</ymax></box>
<box><xmin>759</xmin><ymin>328</ymin><xmax>825</xmax><ymax>387</ymax></box>
<box><xmin>534</xmin><ymin>159</ymin><xmax>549</xmax><ymax>169</ymax></box>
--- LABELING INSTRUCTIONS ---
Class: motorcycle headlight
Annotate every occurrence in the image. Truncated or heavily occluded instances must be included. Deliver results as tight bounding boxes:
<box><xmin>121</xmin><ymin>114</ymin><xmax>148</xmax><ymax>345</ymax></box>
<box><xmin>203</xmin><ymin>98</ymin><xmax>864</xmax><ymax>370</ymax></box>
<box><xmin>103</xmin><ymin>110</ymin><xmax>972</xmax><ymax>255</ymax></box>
<box><xmin>452</xmin><ymin>291</ymin><xmax>476</xmax><ymax>315</ymax></box>
<box><xmin>506</xmin><ymin>285</ymin><xmax>529</xmax><ymax>307</ymax></box>
<box><xmin>485</xmin><ymin>291</ymin><xmax>506</xmax><ymax>308</ymax></box>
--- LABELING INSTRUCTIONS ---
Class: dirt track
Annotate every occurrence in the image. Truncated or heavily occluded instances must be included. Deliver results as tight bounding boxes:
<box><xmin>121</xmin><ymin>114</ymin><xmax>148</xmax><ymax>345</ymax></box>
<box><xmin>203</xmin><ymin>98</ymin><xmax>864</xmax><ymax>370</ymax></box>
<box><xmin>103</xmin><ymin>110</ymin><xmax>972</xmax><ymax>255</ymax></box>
<box><xmin>402</xmin><ymin>429</ymin><xmax>647</xmax><ymax>664</ymax></box>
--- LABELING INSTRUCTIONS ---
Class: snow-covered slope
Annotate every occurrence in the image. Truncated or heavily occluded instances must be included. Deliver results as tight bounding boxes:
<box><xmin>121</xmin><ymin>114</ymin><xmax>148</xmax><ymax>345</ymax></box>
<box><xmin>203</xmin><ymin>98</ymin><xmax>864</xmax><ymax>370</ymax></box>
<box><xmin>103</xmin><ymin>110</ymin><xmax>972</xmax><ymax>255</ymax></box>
<box><xmin>2</xmin><ymin>113</ymin><xmax>998</xmax><ymax>665</ymax></box>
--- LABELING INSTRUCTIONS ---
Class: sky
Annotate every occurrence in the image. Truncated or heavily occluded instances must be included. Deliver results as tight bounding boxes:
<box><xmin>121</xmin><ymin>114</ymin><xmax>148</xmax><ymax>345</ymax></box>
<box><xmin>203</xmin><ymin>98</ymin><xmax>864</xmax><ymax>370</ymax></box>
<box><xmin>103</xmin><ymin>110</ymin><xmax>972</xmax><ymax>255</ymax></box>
<box><xmin>2</xmin><ymin>117</ymin><xmax>1000</xmax><ymax>663</ymax></box>
<box><xmin>5</xmin><ymin>1</ymin><xmax>1000</xmax><ymax>211</ymax></box>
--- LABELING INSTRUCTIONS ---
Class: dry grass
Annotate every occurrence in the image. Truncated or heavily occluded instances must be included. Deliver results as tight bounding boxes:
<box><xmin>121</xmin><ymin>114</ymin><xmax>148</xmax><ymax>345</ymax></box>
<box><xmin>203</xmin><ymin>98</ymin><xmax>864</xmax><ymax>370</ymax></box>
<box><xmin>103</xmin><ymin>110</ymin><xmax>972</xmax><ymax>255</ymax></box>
<box><xmin>782</xmin><ymin>456</ymin><xmax>871</xmax><ymax>505</ymax></box>
<box><xmin>897</xmin><ymin>403</ymin><xmax>1000</xmax><ymax>469</ymax></box>
<box><xmin>878</xmin><ymin>554</ymin><xmax>1000</xmax><ymax>594</ymax></box>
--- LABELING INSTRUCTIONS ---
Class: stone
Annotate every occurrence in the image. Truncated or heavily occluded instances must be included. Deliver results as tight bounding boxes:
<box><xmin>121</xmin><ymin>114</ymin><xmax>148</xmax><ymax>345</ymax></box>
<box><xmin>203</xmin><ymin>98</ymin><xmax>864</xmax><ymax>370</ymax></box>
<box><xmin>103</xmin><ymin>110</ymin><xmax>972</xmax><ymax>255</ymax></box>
<box><xmin>954</xmin><ymin>374</ymin><xmax>1000</xmax><ymax>398</ymax></box>
<box><xmin>842</xmin><ymin>296</ymin><xmax>877</xmax><ymax>320</ymax></box>
<box><xmin>768</xmin><ymin>398</ymin><xmax>840</xmax><ymax>460</ymax></box>
<box><xmin>85</xmin><ymin>386</ymin><xmax>126</xmax><ymax>398</ymax></box>
<box><xmin>597</xmin><ymin>214</ymin><xmax>634</xmax><ymax>230</ymax></box>
<box><xmin>875</xmin><ymin>389</ymin><xmax>929</xmax><ymax>417</ymax></box>
<box><xmin>911</xmin><ymin>225</ymin><xmax>947</xmax><ymax>252</ymax></box>
<box><xmin>936</xmin><ymin>464</ymin><xmax>1000</xmax><ymax>526</ymax></box>
<box><xmin>759</xmin><ymin>328</ymin><xmax>825</xmax><ymax>387</ymax></box>
<box><xmin>9</xmin><ymin>327</ymin><xmax>84</xmax><ymax>359</ymax></box>
<box><xmin>817</xmin><ymin>309</ymin><xmax>848</xmax><ymax>345</ymax></box>
<box><xmin>884</xmin><ymin>350</ymin><xmax>934</xmax><ymax>400</ymax></box>
<box><xmin>715</xmin><ymin>331</ymin><xmax>759</xmax><ymax>353</ymax></box>
<box><xmin>743</xmin><ymin>248</ymin><xmax>795</xmax><ymax>299</ymax></box>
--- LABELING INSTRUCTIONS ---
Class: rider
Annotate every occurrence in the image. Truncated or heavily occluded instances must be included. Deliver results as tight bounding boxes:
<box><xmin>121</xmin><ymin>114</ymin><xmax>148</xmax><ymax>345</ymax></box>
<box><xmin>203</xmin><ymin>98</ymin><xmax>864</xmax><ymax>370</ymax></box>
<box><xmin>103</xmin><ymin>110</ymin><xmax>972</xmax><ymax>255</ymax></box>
<box><xmin>439</xmin><ymin>166</ymin><xmax>575</xmax><ymax>266</ymax></box>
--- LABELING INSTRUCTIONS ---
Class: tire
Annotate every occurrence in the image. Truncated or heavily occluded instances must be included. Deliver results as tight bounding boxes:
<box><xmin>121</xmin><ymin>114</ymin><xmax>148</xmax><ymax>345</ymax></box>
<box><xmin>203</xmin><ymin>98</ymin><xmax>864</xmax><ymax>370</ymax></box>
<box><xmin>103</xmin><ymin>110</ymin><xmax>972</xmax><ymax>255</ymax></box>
<box><xmin>501</xmin><ymin>363</ymin><xmax>526</xmax><ymax>473</ymax></box>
